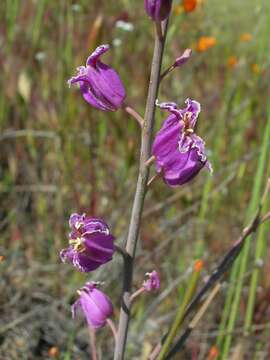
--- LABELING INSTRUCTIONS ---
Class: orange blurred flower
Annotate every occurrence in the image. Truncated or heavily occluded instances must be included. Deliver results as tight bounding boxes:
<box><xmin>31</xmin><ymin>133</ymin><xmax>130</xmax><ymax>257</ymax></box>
<box><xmin>207</xmin><ymin>346</ymin><xmax>219</xmax><ymax>360</ymax></box>
<box><xmin>227</xmin><ymin>55</ymin><xmax>238</xmax><ymax>69</ymax></box>
<box><xmin>251</xmin><ymin>63</ymin><xmax>262</xmax><ymax>75</ymax></box>
<box><xmin>197</xmin><ymin>36</ymin><xmax>216</xmax><ymax>52</ymax></box>
<box><xmin>194</xmin><ymin>259</ymin><xmax>204</xmax><ymax>272</ymax></box>
<box><xmin>183</xmin><ymin>0</ymin><xmax>197</xmax><ymax>12</ymax></box>
<box><xmin>0</xmin><ymin>255</ymin><xmax>5</xmax><ymax>262</ymax></box>
<box><xmin>240</xmin><ymin>33</ymin><xmax>252</xmax><ymax>42</ymax></box>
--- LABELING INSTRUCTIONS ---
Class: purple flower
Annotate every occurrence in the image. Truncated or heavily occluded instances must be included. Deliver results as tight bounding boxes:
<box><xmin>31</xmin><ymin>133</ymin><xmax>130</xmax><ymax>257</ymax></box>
<box><xmin>143</xmin><ymin>270</ymin><xmax>160</xmax><ymax>291</ymax></box>
<box><xmin>68</xmin><ymin>44</ymin><xmax>126</xmax><ymax>111</ymax></box>
<box><xmin>152</xmin><ymin>99</ymin><xmax>212</xmax><ymax>187</ymax></box>
<box><xmin>72</xmin><ymin>282</ymin><xmax>113</xmax><ymax>329</ymax></box>
<box><xmin>144</xmin><ymin>0</ymin><xmax>172</xmax><ymax>21</ymax></box>
<box><xmin>60</xmin><ymin>213</ymin><xmax>115</xmax><ymax>272</ymax></box>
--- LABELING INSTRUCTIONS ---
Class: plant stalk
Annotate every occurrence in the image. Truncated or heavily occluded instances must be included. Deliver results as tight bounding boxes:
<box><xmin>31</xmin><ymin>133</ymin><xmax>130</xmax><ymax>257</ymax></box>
<box><xmin>157</xmin><ymin>260</ymin><xmax>203</xmax><ymax>360</ymax></box>
<box><xmin>113</xmin><ymin>20</ymin><xmax>169</xmax><ymax>360</ymax></box>
<box><xmin>89</xmin><ymin>327</ymin><xmax>98</xmax><ymax>360</ymax></box>
<box><xmin>220</xmin><ymin>109</ymin><xmax>270</xmax><ymax>359</ymax></box>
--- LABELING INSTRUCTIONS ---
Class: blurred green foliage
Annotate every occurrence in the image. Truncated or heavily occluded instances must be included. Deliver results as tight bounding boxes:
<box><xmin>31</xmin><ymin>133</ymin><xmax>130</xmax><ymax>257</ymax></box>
<box><xmin>1</xmin><ymin>0</ymin><xmax>270</xmax><ymax>358</ymax></box>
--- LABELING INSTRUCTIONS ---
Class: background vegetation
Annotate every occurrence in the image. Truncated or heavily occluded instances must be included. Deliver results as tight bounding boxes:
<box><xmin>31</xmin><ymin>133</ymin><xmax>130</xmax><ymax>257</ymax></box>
<box><xmin>1</xmin><ymin>0</ymin><xmax>270</xmax><ymax>358</ymax></box>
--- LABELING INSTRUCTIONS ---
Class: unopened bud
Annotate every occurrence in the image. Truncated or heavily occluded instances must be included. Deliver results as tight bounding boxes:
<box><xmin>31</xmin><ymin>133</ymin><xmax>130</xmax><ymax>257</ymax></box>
<box><xmin>173</xmin><ymin>48</ymin><xmax>192</xmax><ymax>68</ymax></box>
<box><xmin>144</xmin><ymin>0</ymin><xmax>172</xmax><ymax>21</ymax></box>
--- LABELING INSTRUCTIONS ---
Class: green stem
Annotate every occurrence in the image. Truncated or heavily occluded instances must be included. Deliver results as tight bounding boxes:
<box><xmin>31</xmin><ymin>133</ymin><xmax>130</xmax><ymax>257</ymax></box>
<box><xmin>220</xmin><ymin>108</ymin><xmax>270</xmax><ymax>359</ymax></box>
<box><xmin>157</xmin><ymin>260</ymin><xmax>203</xmax><ymax>360</ymax></box>
<box><xmin>6</xmin><ymin>0</ymin><xmax>19</xmax><ymax>49</ymax></box>
<box><xmin>195</xmin><ymin>83</ymin><xmax>234</xmax><ymax>257</ymax></box>
<box><xmin>244</xmin><ymin>177</ymin><xmax>270</xmax><ymax>332</ymax></box>
<box><xmin>216</xmin><ymin>262</ymin><xmax>239</xmax><ymax>348</ymax></box>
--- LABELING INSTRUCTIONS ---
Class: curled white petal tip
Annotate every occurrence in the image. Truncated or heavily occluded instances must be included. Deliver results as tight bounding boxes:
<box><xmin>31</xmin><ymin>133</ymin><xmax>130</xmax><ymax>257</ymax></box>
<box><xmin>206</xmin><ymin>161</ymin><xmax>213</xmax><ymax>174</ymax></box>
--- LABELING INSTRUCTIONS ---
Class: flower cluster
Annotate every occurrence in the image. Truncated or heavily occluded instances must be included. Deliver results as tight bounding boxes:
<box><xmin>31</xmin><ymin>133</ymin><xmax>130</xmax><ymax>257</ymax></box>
<box><xmin>61</xmin><ymin>1</ymin><xmax>213</xmax><ymax>338</ymax></box>
<box><xmin>60</xmin><ymin>214</ymin><xmax>161</xmax><ymax>329</ymax></box>
<box><xmin>60</xmin><ymin>214</ymin><xmax>115</xmax><ymax>328</ymax></box>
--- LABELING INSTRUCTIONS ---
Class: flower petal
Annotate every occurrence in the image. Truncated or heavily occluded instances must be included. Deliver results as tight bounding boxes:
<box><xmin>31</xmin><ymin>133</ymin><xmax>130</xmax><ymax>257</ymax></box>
<box><xmin>69</xmin><ymin>213</ymin><xmax>85</xmax><ymax>229</ymax></box>
<box><xmin>79</xmin><ymin>288</ymin><xmax>113</xmax><ymax>329</ymax></box>
<box><xmin>60</xmin><ymin>246</ymin><xmax>75</xmax><ymax>264</ymax></box>
<box><xmin>82</xmin><ymin>218</ymin><xmax>110</xmax><ymax>235</ymax></box>
<box><xmin>191</xmin><ymin>134</ymin><xmax>207</xmax><ymax>162</ymax></box>
<box><xmin>152</xmin><ymin>114</ymin><xmax>183</xmax><ymax>173</ymax></box>
<box><xmin>156</xmin><ymin>100</ymin><xmax>182</xmax><ymax>118</ymax></box>
<box><xmin>180</xmin><ymin>98</ymin><xmax>201</xmax><ymax>128</ymax></box>
<box><xmin>86</xmin><ymin>44</ymin><xmax>110</xmax><ymax>67</ymax></box>
<box><xmin>83</xmin><ymin>233</ymin><xmax>115</xmax><ymax>263</ymax></box>
<box><xmin>90</xmin><ymin>288</ymin><xmax>114</xmax><ymax>319</ymax></box>
<box><xmin>164</xmin><ymin>148</ymin><xmax>205</xmax><ymax>186</ymax></box>
<box><xmin>86</xmin><ymin>63</ymin><xmax>126</xmax><ymax>111</ymax></box>
<box><xmin>71</xmin><ymin>299</ymin><xmax>81</xmax><ymax>319</ymax></box>
<box><xmin>72</xmin><ymin>252</ymin><xmax>102</xmax><ymax>272</ymax></box>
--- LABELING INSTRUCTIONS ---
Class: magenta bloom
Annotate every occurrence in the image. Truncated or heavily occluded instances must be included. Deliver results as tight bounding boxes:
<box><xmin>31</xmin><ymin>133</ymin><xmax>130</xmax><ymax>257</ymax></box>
<box><xmin>60</xmin><ymin>213</ymin><xmax>115</xmax><ymax>272</ymax></box>
<box><xmin>144</xmin><ymin>0</ymin><xmax>172</xmax><ymax>21</ymax></box>
<box><xmin>152</xmin><ymin>99</ymin><xmax>212</xmax><ymax>187</ymax></box>
<box><xmin>72</xmin><ymin>282</ymin><xmax>113</xmax><ymax>329</ymax></box>
<box><xmin>143</xmin><ymin>270</ymin><xmax>160</xmax><ymax>291</ymax></box>
<box><xmin>68</xmin><ymin>44</ymin><xmax>126</xmax><ymax>111</ymax></box>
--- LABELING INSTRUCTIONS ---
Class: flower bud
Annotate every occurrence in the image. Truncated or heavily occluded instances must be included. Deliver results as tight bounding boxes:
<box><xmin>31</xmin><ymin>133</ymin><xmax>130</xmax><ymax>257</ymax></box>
<box><xmin>72</xmin><ymin>282</ymin><xmax>113</xmax><ymax>329</ymax></box>
<box><xmin>143</xmin><ymin>270</ymin><xmax>160</xmax><ymax>291</ymax></box>
<box><xmin>144</xmin><ymin>0</ymin><xmax>172</xmax><ymax>21</ymax></box>
<box><xmin>173</xmin><ymin>48</ymin><xmax>192</xmax><ymax>68</ymax></box>
<box><xmin>60</xmin><ymin>213</ymin><xmax>115</xmax><ymax>272</ymax></box>
<box><xmin>68</xmin><ymin>44</ymin><xmax>126</xmax><ymax>111</ymax></box>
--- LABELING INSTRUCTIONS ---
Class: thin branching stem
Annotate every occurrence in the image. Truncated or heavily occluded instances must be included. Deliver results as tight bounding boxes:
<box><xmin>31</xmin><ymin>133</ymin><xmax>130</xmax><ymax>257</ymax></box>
<box><xmin>124</xmin><ymin>105</ymin><xmax>144</xmax><ymax>128</ymax></box>
<box><xmin>147</xmin><ymin>172</ymin><xmax>162</xmax><ymax>187</ymax></box>
<box><xmin>107</xmin><ymin>319</ymin><xmax>118</xmax><ymax>344</ymax></box>
<box><xmin>160</xmin><ymin>65</ymin><xmax>174</xmax><ymax>81</ymax></box>
<box><xmin>145</xmin><ymin>155</ymin><xmax>156</xmax><ymax>167</ymax></box>
<box><xmin>130</xmin><ymin>287</ymin><xmax>145</xmax><ymax>303</ymax></box>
